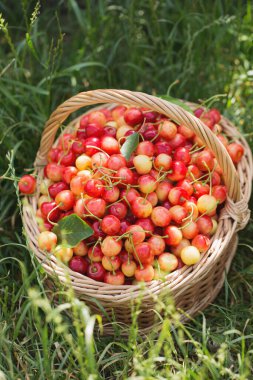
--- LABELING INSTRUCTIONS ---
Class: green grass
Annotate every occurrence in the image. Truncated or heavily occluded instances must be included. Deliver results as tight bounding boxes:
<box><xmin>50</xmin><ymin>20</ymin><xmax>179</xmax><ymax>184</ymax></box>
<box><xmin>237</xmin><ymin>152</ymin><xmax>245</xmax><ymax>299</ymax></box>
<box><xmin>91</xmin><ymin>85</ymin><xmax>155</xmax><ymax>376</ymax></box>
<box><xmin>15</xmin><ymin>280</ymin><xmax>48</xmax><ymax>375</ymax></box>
<box><xmin>0</xmin><ymin>1</ymin><xmax>253</xmax><ymax>379</ymax></box>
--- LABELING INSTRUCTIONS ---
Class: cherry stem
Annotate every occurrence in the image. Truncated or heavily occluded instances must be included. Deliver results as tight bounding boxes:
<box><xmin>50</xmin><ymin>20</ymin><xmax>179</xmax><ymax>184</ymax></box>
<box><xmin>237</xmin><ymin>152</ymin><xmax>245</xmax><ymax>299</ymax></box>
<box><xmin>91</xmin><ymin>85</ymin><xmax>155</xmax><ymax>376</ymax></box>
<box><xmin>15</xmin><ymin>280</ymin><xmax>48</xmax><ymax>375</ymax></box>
<box><xmin>130</xmin><ymin>234</ymin><xmax>143</xmax><ymax>269</ymax></box>
<box><xmin>47</xmin><ymin>204</ymin><xmax>61</xmax><ymax>226</ymax></box>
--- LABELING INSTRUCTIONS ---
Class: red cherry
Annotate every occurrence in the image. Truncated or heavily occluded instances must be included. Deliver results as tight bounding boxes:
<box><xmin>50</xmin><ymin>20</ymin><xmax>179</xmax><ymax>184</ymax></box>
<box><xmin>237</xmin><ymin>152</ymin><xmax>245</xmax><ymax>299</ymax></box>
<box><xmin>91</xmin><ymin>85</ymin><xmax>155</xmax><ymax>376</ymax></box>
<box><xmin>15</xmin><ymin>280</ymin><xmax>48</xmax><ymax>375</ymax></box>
<box><xmin>86</xmin><ymin>123</ymin><xmax>104</xmax><ymax>138</ymax></box>
<box><xmin>227</xmin><ymin>143</ymin><xmax>244</xmax><ymax>164</ymax></box>
<box><xmin>41</xmin><ymin>201</ymin><xmax>61</xmax><ymax>222</ymax></box>
<box><xmin>88</xmin><ymin>246</ymin><xmax>103</xmax><ymax>262</ymax></box>
<box><xmin>92</xmin><ymin>221</ymin><xmax>106</xmax><ymax>239</ymax></box>
<box><xmin>107</xmin><ymin>154</ymin><xmax>127</xmax><ymax>171</ymax></box>
<box><xmin>104</xmin><ymin>270</ymin><xmax>125</xmax><ymax>285</ymax></box>
<box><xmin>45</xmin><ymin>163</ymin><xmax>64</xmax><ymax>182</ymax></box>
<box><xmin>167</xmin><ymin>161</ymin><xmax>187</xmax><ymax>182</ymax></box>
<box><xmin>86</xmin><ymin>198</ymin><xmax>106</xmax><ymax>218</ymax></box>
<box><xmin>101</xmin><ymin>136</ymin><xmax>120</xmax><ymax>155</ymax></box>
<box><xmin>193</xmin><ymin>182</ymin><xmax>210</xmax><ymax>198</ymax></box>
<box><xmin>136</xmin><ymin>218</ymin><xmax>155</xmax><ymax>236</ymax></box>
<box><xmin>72</xmin><ymin>140</ymin><xmax>85</xmax><ymax>155</ymax></box>
<box><xmin>57</xmin><ymin>150</ymin><xmax>75</xmax><ymax>166</ymax></box>
<box><xmin>135</xmin><ymin>264</ymin><xmax>154</xmax><ymax>282</ymax></box>
<box><xmin>101</xmin><ymin>215</ymin><xmax>121</xmax><ymax>235</ymax></box>
<box><xmin>212</xmin><ymin>185</ymin><xmax>227</xmax><ymax>204</ymax></box>
<box><xmin>84</xmin><ymin>137</ymin><xmax>101</xmax><ymax>156</ymax></box>
<box><xmin>55</xmin><ymin>190</ymin><xmax>75</xmax><ymax>211</ymax></box>
<box><xmin>154</xmin><ymin>141</ymin><xmax>172</xmax><ymax>156</ymax></box>
<box><xmin>116</xmin><ymin>167</ymin><xmax>134</xmax><ymax>186</ymax></box>
<box><xmin>48</xmin><ymin>182</ymin><xmax>69</xmax><ymax>198</ymax></box>
<box><xmin>168</xmin><ymin>133</ymin><xmax>186</xmax><ymax>149</ymax></box>
<box><xmin>134</xmin><ymin>242</ymin><xmax>153</xmax><ymax>264</ymax></box>
<box><xmin>69</xmin><ymin>256</ymin><xmax>88</xmax><ymax>274</ymax></box>
<box><xmin>47</xmin><ymin>148</ymin><xmax>60</xmax><ymax>163</ymax></box>
<box><xmin>151</xmin><ymin>206</ymin><xmax>171</xmax><ymax>227</ymax></box>
<box><xmin>119</xmin><ymin>220</ymin><xmax>131</xmax><ymax>235</ymax></box>
<box><xmin>102</xmin><ymin>186</ymin><xmax>120</xmax><ymax>203</ymax></box>
<box><xmin>196</xmin><ymin>150</ymin><xmax>214</xmax><ymax>172</ymax></box>
<box><xmin>173</xmin><ymin>147</ymin><xmax>191</xmax><ymax>165</ymax></box>
<box><xmin>18</xmin><ymin>175</ymin><xmax>36</xmax><ymax>194</ymax></box>
<box><xmin>136</xmin><ymin>141</ymin><xmax>155</xmax><ymax>157</ymax></box>
<box><xmin>104</xmin><ymin>126</ymin><xmax>117</xmax><ymax>138</ymax></box>
<box><xmin>168</xmin><ymin>187</ymin><xmax>189</xmax><ymax>205</ymax></box>
<box><xmin>124</xmin><ymin>107</ymin><xmax>144</xmax><ymax>126</ymax></box>
<box><xmin>62</xmin><ymin>166</ymin><xmax>78</xmax><ymax>184</ymax></box>
<box><xmin>87</xmin><ymin>262</ymin><xmax>106</xmax><ymax>282</ymax></box>
<box><xmin>108</xmin><ymin>202</ymin><xmax>127</xmax><ymax>220</ymax></box>
<box><xmin>194</xmin><ymin>107</ymin><xmax>204</xmax><ymax>118</ymax></box>
<box><xmin>85</xmin><ymin>179</ymin><xmax>104</xmax><ymax>198</ymax></box>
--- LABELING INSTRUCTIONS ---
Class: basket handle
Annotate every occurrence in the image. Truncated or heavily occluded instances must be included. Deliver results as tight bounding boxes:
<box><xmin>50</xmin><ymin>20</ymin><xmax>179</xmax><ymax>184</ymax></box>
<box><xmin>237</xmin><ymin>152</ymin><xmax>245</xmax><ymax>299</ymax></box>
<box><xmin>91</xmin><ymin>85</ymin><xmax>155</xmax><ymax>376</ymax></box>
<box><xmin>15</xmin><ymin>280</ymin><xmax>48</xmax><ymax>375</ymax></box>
<box><xmin>35</xmin><ymin>89</ymin><xmax>242</xmax><ymax>202</ymax></box>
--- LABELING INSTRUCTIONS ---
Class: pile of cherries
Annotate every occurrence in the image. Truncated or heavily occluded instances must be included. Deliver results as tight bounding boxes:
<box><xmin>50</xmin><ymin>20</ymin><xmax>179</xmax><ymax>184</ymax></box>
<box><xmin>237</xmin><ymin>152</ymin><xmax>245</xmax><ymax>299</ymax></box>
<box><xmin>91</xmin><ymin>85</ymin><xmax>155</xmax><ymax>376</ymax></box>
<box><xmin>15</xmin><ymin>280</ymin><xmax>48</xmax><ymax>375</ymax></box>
<box><xmin>18</xmin><ymin>103</ymin><xmax>244</xmax><ymax>285</ymax></box>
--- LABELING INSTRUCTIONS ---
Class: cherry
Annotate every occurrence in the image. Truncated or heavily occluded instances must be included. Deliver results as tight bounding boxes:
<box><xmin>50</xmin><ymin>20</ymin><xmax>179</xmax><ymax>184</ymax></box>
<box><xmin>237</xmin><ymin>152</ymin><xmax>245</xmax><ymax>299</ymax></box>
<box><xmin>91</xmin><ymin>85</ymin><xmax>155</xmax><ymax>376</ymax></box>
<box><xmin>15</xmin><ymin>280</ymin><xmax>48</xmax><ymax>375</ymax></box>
<box><xmin>167</xmin><ymin>133</ymin><xmax>186</xmax><ymax>149</ymax></box>
<box><xmin>208</xmin><ymin>108</ymin><xmax>221</xmax><ymax>124</ymax></box>
<box><xmin>79</xmin><ymin>114</ymin><xmax>89</xmax><ymax>129</ymax></box>
<box><xmin>63</xmin><ymin>166</ymin><xmax>78</xmax><ymax>184</ymax></box>
<box><xmin>173</xmin><ymin>147</ymin><xmax>191</xmax><ymax>165</ymax></box>
<box><xmin>178</xmin><ymin>125</ymin><xmax>195</xmax><ymax>139</ymax></box>
<box><xmin>72</xmin><ymin>140</ymin><xmax>85</xmax><ymax>155</ymax></box>
<box><xmin>181</xmin><ymin>246</ymin><xmax>201</xmax><ymax>265</ymax></box>
<box><xmin>211</xmin><ymin>171</ymin><xmax>221</xmax><ymax>186</ymax></box>
<box><xmin>196</xmin><ymin>215</ymin><xmax>213</xmax><ymax>235</ymax></box>
<box><xmin>124</xmin><ymin>107</ymin><xmax>144</xmax><ymax>126</ymax></box>
<box><xmin>133</xmin><ymin>242</ymin><xmax>153</xmax><ymax>264</ymax></box>
<box><xmin>108</xmin><ymin>202</ymin><xmax>127</xmax><ymax>220</ymax></box>
<box><xmin>171</xmin><ymin>238</ymin><xmax>190</xmax><ymax>257</ymax></box>
<box><xmin>47</xmin><ymin>148</ymin><xmax>60</xmax><ymax>163</ymax></box>
<box><xmin>167</xmin><ymin>161</ymin><xmax>187</xmax><ymax>182</ymax></box>
<box><xmin>142</xmin><ymin>124</ymin><xmax>158</xmax><ymax>141</ymax></box>
<box><xmin>101</xmin><ymin>236</ymin><xmax>122</xmax><ymax>257</ymax></box>
<box><xmin>69</xmin><ymin>256</ymin><xmax>88</xmax><ymax>274</ymax></box>
<box><xmin>88</xmin><ymin>110</ymin><xmax>106</xmax><ymax>127</ymax></box>
<box><xmin>87</xmin><ymin>262</ymin><xmax>106</xmax><ymax>282</ymax></box>
<box><xmin>101</xmin><ymin>136</ymin><xmax>120</xmax><ymax>155</ymax></box>
<box><xmin>142</xmin><ymin>109</ymin><xmax>159</xmax><ymax>122</ymax></box>
<box><xmin>54</xmin><ymin>246</ymin><xmax>73</xmax><ymax>263</ymax></box>
<box><xmin>126</xmin><ymin>225</ymin><xmax>146</xmax><ymax>244</ymax></box>
<box><xmin>151</xmin><ymin>206</ymin><xmax>171</xmax><ymax>227</ymax></box>
<box><xmin>86</xmin><ymin>198</ymin><xmax>106</xmax><ymax>218</ymax></box>
<box><xmin>194</xmin><ymin>107</ymin><xmax>204</xmax><ymax>118</ymax></box>
<box><xmin>196</xmin><ymin>150</ymin><xmax>214</xmax><ymax>172</ymax></box>
<box><xmin>73</xmin><ymin>241</ymin><xmax>88</xmax><ymax>256</ymax></box>
<box><xmin>154</xmin><ymin>141</ymin><xmax>172</xmax><ymax>156</ymax></box>
<box><xmin>177</xmin><ymin>179</ymin><xmax>193</xmax><ymax>197</ymax></box>
<box><xmin>164</xmin><ymin>225</ymin><xmax>183</xmax><ymax>246</ymax></box>
<box><xmin>132</xmin><ymin>197</ymin><xmax>152</xmax><ymax>218</ymax></box>
<box><xmin>168</xmin><ymin>187</ymin><xmax>189</xmax><ymax>205</ymax></box>
<box><xmin>217</xmin><ymin>134</ymin><xmax>228</xmax><ymax>147</ymax></box>
<box><xmin>181</xmin><ymin>221</ymin><xmax>199</xmax><ymax>239</ymax></box>
<box><xmin>212</xmin><ymin>185</ymin><xmax>227</xmax><ymax>204</ymax></box>
<box><xmin>84</xmin><ymin>137</ymin><xmax>101</xmax><ymax>156</ymax></box>
<box><xmin>41</xmin><ymin>201</ymin><xmax>61</xmax><ymax>222</ymax></box>
<box><xmin>88</xmin><ymin>246</ymin><xmax>103</xmax><ymax>262</ymax></box>
<box><xmin>154</xmin><ymin>154</ymin><xmax>172</xmax><ymax>171</ymax></box>
<box><xmin>197</xmin><ymin>194</ymin><xmax>217</xmax><ymax>215</ymax></box>
<box><xmin>45</xmin><ymin>163</ymin><xmax>64</xmax><ymax>182</ymax></box>
<box><xmin>76</xmin><ymin>155</ymin><xmax>92</xmax><ymax>171</ymax></box>
<box><xmin>86</xmin><ymin>123</ymin><xmax>104</xmax><ymax>138</ymax></box>
<box><xmin>136</xmin><ymin>141</ymin><xmax>155</xmax><ymax>157</ymax></box>
<box><xmin>92</xmin><ymin>221</ymin><xmax>106</xmax><ymax>239</ymax></box>
<box><xmin>192</xmin><ymin>234</ymin><xmax>210</xmax><ymax>253</ymax></box>
<box><xmin>146</xmin><ymin>192</ymin><xmax>158</xmax><ymax>207</ymax></box>
<box><xmin>169</xmin><ymin>205</ymin><xmax>187</xmax><ymax>224</ymax></box>
<box><xmin>103</xmin><ymin>186</ymin><xmax>120</xmax><ymax>203</ymax></box>
<box><xmin>148</xmin><ymin>235</ymin><xmax>165</xmax><ymax>256</ymax></box>
<box><xmin>48</xmin><ymin>182</ymin><xmax>69</xmax><ymax>198</ymax></box>
<box><xmin>104</xmin><ymin>270</ymin><xmax>125</xmax><ymax>285</ymax></box>
<box><xmin>112</xmin><ymin>105</ymin><xmax>127</xmax><ymax>125</ymax></box>
<box><xmin>158</xmin><ymin>253</ymin><xmax>178</xmax><ymax>272</ymax></box>
<box><xmin>133</xmin><ymin>155</ymin><xmax>152</xmax><ymax>175</ymax></box>
<box><xmin>227</xmin><ymin>143</ymin><xmax>244</xmax><ymax>164</ymax></box>
<box><xmin>101</xmin><ymin>215</ymin><xmax>121</xmax><ymax>235</ymax></box>
<box><xmin>116</xmin><ymin>167</ymin><xmax>134</xmax><ymax>186</ymax></box>
<box><xmin>57</xmin><ymin>150</ymin><xmax>75</xmax><ymax>166</ymax></box>
<box><xmin>121</xmin><ymin>188</ymin><xmax>140</xmax><ymax>204</ymax></box>
<box><xmin>18</xmin><ymin>175</ymin><xmax>36</xmax><ymax>194</ymax></box>
<box><xmin>107</xmin><ymin>154</ymin><xmax>127</xmax><ymax>171</ymax></box>
<box><xmin>57</xmin><ymin>133</ymin><xmax>74</xmax><ymax>151</ymax></box>
<box><xmin>119</xmin><ymin>220</ymin><xmax>131</xmax><ymax>235</ymax></box>
<box><xmin>85</xmin><ymin>179</ymin><xmax>104</xmax><ymax>198</ymax></box>
<box><xmin>70</xmin><ymin>175</ymin><xmax>89</xmax><ymax>196</ymax></box>
<box><xmin>122</xmin><ymin>260</ymin><xmax>137</xmax><ymax>277</ymax></box>
<box><xmin>135</xmin><ymin>264</ymin><xmax>154</xmax><ymax>282</ymax></box>
<box><xmin>186</xmin><ymin>164</ymin><xmax>202</xmax><ymax>181</ymax></box>
<box><xmin>192</xmin><ymin>182</ymin><xmax>210</xmax><ymax>198</ymax></box>
<box><xmin>138</xmin><ymin>174</ymin><xmax>157</xmax><ymax>194</ymax></box>
<box><xmin>156</xmin><ymin>181</ymin><xmax>173</xmax><ymax>202</ymax></box>
<box><xmin>102</xmin><ymin>255</ymin><xmax>121</xmax><ymax>271</ymax></box>
<box><xmin>38</xmin><ymin>231</ymin><xmax>57</xmax><ymax>252</ymax></box>
<box><xmin>55</xmin><ymin>190</ymin><xmax>75</xmax><ymax>211</ymax></box>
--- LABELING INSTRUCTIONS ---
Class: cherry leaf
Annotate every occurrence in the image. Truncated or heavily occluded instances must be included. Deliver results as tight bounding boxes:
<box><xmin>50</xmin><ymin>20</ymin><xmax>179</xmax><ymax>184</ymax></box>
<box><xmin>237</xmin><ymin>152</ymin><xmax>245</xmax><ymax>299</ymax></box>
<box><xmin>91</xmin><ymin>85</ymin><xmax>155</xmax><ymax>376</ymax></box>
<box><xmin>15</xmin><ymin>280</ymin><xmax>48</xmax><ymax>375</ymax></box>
<box><xmin>53</xmin><ymin>213</ymin><xmax>93</xmax><ymax>248</ymax></box>
<box><xmin>159</xmin><ymin>95</ymin><xmax>194</xmax><ymax>114</ymax></box>
<box><xmin>120</xmin><ymin>132</ymin><xmax>139</xmax><ymax>161</ymax></box>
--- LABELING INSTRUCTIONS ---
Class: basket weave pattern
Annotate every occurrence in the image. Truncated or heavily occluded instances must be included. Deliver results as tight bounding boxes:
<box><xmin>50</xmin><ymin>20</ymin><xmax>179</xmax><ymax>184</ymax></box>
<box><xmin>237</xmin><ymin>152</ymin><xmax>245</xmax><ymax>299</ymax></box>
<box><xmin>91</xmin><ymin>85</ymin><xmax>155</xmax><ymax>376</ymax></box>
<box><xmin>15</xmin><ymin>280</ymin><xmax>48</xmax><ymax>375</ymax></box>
<box><xmin>22</xmin><ymin>90</ymin><xmax>252</xmax><ymax>334</ymax></box>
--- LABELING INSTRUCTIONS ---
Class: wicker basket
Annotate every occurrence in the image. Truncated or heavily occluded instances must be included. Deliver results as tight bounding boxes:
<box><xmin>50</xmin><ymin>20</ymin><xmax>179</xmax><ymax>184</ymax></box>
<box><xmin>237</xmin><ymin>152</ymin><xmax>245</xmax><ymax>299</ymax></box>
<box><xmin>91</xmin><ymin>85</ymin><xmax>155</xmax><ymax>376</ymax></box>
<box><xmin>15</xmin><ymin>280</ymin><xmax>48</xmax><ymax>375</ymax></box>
<box><xmin>22</xmin><ymin>89</ymin><xmax>252</xmax><ymax>335</ymax></box>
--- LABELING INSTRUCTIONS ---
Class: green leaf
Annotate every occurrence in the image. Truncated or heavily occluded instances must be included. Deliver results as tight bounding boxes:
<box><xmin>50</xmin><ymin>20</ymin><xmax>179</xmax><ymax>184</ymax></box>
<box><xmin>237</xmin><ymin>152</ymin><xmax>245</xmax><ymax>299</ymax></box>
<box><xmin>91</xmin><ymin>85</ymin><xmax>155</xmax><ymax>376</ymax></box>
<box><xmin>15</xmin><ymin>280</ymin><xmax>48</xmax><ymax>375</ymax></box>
<box><xmin>159</xmin><ymin>95</ymin><xmax>194</xmax><ymax>114</ymax></box>
<box><xmin>53</xmin><ymin>214</ymin><xmax>93</xmax><ymax>248</ymax></box>
<box><xmin>120</xmin><ymin>132</ymin><xmax>139</xmax><ymax>161</ymax></box>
